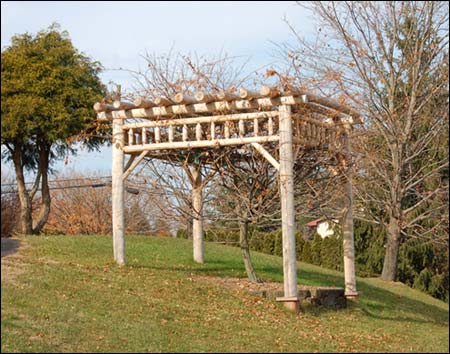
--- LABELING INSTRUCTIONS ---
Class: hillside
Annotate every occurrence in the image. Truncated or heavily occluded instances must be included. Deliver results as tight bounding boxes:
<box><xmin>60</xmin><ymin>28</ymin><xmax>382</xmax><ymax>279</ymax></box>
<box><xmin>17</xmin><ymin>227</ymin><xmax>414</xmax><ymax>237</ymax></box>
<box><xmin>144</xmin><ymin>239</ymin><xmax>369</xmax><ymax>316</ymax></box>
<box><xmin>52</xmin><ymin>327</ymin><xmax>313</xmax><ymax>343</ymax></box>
<box><xmin>1</xmin><ymin>235</ymin><xmax>448</xmax><ymax>352</ymax></box>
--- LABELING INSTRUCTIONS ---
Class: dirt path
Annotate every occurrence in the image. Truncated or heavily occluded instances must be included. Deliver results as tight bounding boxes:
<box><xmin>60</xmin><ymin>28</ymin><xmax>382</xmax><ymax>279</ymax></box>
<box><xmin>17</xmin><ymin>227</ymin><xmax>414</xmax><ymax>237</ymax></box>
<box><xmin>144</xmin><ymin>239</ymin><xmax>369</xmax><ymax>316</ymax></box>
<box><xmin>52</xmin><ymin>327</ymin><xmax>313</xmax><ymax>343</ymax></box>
<box><xmin>1</xmin><ymin>238</ymin><xmax>21</xmax><ymax>258</ymax></box>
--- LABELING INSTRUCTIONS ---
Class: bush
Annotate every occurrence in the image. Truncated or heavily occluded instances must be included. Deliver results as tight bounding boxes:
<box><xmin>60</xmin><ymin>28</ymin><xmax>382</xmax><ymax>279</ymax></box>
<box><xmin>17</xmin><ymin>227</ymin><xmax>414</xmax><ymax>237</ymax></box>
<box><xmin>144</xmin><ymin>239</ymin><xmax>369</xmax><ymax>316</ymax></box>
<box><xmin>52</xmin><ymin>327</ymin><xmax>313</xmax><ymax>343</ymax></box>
<box><xmin>320</xmin><ymin>234</ymin><xmax>343</xmax><ymax>271</ymax></box>
<box><xmin>296</xmin><ymin>233</ymin><xmax>305</xmax><ymax>260</ymax></box>
<box><xmin>273</xmin><ymin>230</ymin><xmax>283</xmax><ymax>256</ymax></box>
<box><xmin>176</xmin><ymin>228</ymin><xmax>188</xmax><ymax>239</ymax></box>
<box><xmin>311</xmin><ymin>233</ymin><xmax>322</xmax><ymax>265</ymax></box>
<box><xmin>250</xmin><ymin>230</ymin><xmax>275</xmax><ymax>254</ymax></box>
<box><xmin>354</xmin><ymin>220</ymin><xmax>385</xmax><ymax>276</ymax></box>
<box><xmin>301</xmin><ymin>241</ymin><xmax>313</xmax><ymax>263</ymax></box>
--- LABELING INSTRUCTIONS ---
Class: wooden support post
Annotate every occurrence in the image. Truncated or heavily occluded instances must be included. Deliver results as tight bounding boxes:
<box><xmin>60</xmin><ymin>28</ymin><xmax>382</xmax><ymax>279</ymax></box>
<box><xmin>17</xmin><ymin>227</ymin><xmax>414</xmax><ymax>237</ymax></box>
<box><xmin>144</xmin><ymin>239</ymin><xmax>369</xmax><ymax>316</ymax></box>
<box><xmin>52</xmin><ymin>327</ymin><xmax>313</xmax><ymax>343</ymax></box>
<box><xmin>191</xmin><ymin>165</ymin><xmax>204</xmax><ymax>263</ymax></box>
<box><xmin>342</xmin><ymin>129</ymin><xmax>358</xmax><ymax>298</ymax></box>
<box><xmin>112</xmin><ymin>118</ymin><xmax>125</xmax><ymax>265</ymax></box>
<box><xmin>278</xmin><ymin>104</ymin><xmax>298</xmax><ymax>311</ymax></box>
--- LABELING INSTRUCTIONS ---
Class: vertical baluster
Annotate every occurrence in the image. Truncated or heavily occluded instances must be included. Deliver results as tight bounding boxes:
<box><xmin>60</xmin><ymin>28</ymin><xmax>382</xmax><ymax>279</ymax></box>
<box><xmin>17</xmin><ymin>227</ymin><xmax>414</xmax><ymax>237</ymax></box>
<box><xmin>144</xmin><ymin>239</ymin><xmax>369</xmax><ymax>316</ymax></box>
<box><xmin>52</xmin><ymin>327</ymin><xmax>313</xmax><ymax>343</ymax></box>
<box><xmin>142</xmin><ymin>127</ymin><xmax>147</xmax><ymax>144</ymax></box>
<box><xmin>331</xmin><ymin>131</ymin><xmax>337</xmax><ymax>146</ymax></box>
<box><xmin>299</xmin><ymin>122</ymin><xmax>305</xmax><ymax>138</ymax></box>
<box><xmin>254</xmin><ymin>118</ymin><xmax>259</xmax><ymax>136</ymax></box>
<box><xmin>224</xmin><ymin>121</ymin><xmax>230</xmax><ymax>139</ymax></box>
<box><xmin>268</xmin><ymin>117</ymin><xmax>274</xmax><ymax>136</ymax></box>
<box><xmin>128</xmin><ymin>128</ymin><xmax>134</xmax><ymax>145</ymax></box>
<box><xmin>155</xmin><ymin>127</ymin><xmax>161</xmax><ymax>143</ymax></box>
<box><xmin>306</xmin><ymin>123</ymin><xmax>312</xmax><ymax>138</ymax></box>
<box><xmin>183</xmin><ymin>124</ymin><xmax>188</xmax><ymax>141</ymax></box>
<box><xmin>196</xmin><ymin>123</ymin><xmax>202</xmax><ymax>141</ymax></box>
<box><xmin>239</xmin><ymin>119</ymin><xmax>245</xmax><ymax>137</ymax></box>
<box><xmin>135</xmin><ymin>132</ymin><xmax>141</xmax><ymax>145</ymax></box>
<box><xmin>210</xmin><ymin>121</ymin><xmax>215</xmax><ymax>140</ymax></box>
<box><xmin>168</xmin><ymin>125</ymin><xmax>174</xmax><ymax>142</ymax></box>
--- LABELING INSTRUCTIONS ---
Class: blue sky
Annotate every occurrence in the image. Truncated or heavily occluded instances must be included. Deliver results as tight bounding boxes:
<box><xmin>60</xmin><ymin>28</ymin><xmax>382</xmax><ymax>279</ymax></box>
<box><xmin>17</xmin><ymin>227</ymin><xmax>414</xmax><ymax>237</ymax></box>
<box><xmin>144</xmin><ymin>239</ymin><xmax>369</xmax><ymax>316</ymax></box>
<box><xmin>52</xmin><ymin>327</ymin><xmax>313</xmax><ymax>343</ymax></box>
<box><xmin>1</xmin><ymin>1</ymin><xmax>314</xmax><ymax>180</ymax></box>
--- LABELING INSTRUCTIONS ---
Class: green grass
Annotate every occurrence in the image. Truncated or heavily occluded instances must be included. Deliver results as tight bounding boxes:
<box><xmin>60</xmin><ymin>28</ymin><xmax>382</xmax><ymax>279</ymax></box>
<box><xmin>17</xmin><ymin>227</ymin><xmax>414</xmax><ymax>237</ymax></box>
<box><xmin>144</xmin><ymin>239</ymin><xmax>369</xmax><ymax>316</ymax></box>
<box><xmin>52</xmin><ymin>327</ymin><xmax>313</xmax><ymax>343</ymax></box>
<box><xmin>1</xmin><ymin>235</ymin><xmax>448</xmax><ymax>353</ymax></box>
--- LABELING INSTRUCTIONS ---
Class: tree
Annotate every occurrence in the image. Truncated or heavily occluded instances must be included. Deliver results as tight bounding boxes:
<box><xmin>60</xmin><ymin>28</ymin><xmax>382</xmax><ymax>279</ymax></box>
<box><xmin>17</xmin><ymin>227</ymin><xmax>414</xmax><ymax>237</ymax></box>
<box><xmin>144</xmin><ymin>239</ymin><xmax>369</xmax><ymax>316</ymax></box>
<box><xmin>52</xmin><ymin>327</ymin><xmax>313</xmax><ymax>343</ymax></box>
<box><xmin>211</xmin><ymin>151</ymin><xmax>280</xmax><ymax>282</ymax></box>
<box><xmin>1</xmin><ymin>24</ymin><xmax>106</xmax><ymax>234</ymax></box>
<box><xmin>281</xmin><ymin>1</ymin><xmax>449</xmax><ymax>281</ymax></box>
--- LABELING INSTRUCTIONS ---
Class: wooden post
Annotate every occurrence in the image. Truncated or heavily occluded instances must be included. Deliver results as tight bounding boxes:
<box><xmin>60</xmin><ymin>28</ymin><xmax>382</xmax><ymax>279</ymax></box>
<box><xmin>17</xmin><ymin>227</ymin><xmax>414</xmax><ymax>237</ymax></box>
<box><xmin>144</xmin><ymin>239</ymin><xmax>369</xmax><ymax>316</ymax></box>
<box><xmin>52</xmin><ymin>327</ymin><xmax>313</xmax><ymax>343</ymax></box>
<box><xmin>191</xmin><ymin>165</ymin><xmax>204</xmax><ymax>263</ymax></box>
<box><xmin>112</xmin><ymin>118</ymin><xmax>125</xmax><ymax>265</ymax></box>
<box><xmin>278</xmin><ymin>104</ymin><xmax>298</xmax><ymax>311</ymax></box>
<box><xmin>342</xmin><ymin>129</ymin><xmax>358</xmax><ymax>297</ymax></box>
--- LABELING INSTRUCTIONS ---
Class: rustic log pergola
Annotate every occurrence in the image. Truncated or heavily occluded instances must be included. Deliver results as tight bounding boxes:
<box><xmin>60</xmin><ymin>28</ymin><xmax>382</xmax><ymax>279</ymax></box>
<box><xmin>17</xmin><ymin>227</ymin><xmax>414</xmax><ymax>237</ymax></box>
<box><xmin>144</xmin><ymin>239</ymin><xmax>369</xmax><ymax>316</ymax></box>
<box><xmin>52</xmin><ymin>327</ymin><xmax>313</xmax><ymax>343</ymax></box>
<box><xmin>95</xmin><ymin>86</ymin><xmax>360</xmax><ymax>311</ymax></box>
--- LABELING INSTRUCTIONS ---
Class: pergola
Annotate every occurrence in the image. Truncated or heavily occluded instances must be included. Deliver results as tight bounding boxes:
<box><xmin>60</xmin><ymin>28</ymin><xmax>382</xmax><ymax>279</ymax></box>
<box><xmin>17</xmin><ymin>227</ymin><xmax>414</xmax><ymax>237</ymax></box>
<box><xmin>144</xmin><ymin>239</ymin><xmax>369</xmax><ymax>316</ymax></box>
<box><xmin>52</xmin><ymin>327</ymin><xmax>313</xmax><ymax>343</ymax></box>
<box><xmin>95</xmin><ymin>86</ymin><xmax>360</xmax><ymax>311</ymax></box>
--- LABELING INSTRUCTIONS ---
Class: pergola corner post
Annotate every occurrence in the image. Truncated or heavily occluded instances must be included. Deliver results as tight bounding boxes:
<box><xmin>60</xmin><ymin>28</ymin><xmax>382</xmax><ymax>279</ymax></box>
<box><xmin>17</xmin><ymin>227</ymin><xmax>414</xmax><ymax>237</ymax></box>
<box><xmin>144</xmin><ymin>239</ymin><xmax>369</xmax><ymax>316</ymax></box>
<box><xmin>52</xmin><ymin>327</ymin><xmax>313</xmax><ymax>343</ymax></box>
<box><xmin>277</xmin><ymin>104</ymin><xmax>299</xmax><ymax>312</ymax></box>
<box><xmin>342</xmin><ymin>129</ymin><xmax>358</xmax><ymax>297</ymax></box>
<box><xmin>191</xmin><ymin>164</ymin><xmax>204</xmax><ymax>264</ymax></box>
<box><xmin>112</xmin><ymin>118</ymin><xmax>126</xmax><ymax>265</ymax></box>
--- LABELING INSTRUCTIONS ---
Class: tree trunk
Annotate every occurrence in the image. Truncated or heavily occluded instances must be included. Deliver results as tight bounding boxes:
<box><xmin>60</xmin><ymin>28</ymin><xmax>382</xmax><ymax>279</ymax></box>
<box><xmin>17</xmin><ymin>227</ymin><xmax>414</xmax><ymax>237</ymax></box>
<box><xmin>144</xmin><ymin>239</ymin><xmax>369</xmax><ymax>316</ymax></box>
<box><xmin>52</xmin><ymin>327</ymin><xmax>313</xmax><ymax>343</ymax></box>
<box><xmin>239</xmin><ymin>218</ymin><xmax>259</xmax><ymax>283</ymax></box>
<box><xmin>32</xmin><ymin>142</ymin><xmax>51</xmax><ymax>234</ymax></box>
<box><xmin>12</xmin><ymin>145</ymin><xmax>33</xmax><ymax>234</ymax></box>
<box><xmin>381</xmin><ymin>217</ymin><xmax>401</xmax><ymax>281</ymax></box>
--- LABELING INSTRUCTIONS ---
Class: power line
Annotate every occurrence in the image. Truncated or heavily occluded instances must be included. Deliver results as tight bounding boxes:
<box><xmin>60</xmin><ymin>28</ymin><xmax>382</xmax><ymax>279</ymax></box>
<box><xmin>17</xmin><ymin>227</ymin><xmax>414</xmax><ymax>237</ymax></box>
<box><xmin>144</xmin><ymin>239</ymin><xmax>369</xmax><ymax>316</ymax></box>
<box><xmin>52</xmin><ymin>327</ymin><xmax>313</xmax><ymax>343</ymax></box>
<box><xmin>1</xmin><ymin>175</ymin><xmax>112</xmax><ymax>187</ymax></box>
<box><xmin>1</xmin><ymin>182</ymin><xmax>110</xmax><ymax>195</ymax></box>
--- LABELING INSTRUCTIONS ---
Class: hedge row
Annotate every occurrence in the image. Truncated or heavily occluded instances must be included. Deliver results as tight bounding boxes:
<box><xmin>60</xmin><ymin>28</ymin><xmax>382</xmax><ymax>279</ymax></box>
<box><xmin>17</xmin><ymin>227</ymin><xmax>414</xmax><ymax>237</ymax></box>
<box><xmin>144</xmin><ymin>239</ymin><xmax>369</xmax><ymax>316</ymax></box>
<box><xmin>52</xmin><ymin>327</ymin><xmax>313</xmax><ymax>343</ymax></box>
<box><xmin>176</xmin><ymin>223</ymin><xmax>448</xmax><ymax>302</ymax></box>
<box><xmin>176</xmin><ymin>227</ymin><xmax>344</xmax><ymax>271</ymax></box>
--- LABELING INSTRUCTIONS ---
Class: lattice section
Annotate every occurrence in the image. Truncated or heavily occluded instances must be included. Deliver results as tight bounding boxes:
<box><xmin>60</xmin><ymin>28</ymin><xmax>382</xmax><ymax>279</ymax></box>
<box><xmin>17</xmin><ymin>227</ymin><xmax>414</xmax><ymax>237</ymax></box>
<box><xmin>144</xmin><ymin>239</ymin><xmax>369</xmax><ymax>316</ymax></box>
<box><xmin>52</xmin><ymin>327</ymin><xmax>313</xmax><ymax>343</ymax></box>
<box><xmin>121</xmin><ymin>111</ymin><xmax>280</xmax><ymax>153</ymax></box>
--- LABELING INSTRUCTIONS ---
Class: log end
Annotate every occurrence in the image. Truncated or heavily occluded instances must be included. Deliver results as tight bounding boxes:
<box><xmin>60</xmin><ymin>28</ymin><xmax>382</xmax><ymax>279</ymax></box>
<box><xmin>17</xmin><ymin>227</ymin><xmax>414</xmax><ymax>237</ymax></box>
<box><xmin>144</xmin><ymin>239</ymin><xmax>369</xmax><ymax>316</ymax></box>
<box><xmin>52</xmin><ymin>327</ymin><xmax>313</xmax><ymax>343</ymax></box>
<box><xmin>195</xmin><ymin>91</ymin><xmax>205</xmax><ymax>102</ymax></box>
<box><xmin>93</xmin><ymin>102</ymin><xmax>102</xmax><ymax>111</ymax></box>
<box><xmin>133</xmin><ymin>97</ymin><xmax>144</xmax><ymax>106</ymax></box>
<box><xmin>174</xmin><ymin>93</ymin><xmax>184</xmax><ymax>104</ymax></box>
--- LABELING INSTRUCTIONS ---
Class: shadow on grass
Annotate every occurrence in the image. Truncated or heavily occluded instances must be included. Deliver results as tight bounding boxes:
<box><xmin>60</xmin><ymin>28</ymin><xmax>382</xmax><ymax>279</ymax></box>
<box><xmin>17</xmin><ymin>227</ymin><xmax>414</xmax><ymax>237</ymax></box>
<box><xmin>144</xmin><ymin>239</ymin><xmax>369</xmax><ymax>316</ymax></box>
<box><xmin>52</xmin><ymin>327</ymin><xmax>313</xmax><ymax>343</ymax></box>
<box><xmin>130</xmin><ymin>257</ymin><xmax>448</xmax><ymax>325</ymax></box>
<box><xmin>1</xmin><ymin>238</ymin><xmax>20</xmax><ymax>258</ymax></box>
<box><xmin>299</xmin><ymin>267</ymin><xmax>448</xmax><ymax>325</ymax></box>
<box><xmin>113</xmin><ymin>236</ymin><xmax>450</xmax><ymax>326</ymax></box>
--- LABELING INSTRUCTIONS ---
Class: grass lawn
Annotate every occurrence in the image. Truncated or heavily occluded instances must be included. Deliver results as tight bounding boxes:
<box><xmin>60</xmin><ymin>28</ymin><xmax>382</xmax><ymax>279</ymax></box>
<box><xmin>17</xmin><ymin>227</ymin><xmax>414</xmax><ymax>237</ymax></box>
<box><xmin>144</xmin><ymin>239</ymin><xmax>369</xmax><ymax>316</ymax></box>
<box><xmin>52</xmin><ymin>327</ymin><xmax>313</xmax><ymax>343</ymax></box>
<box><xmin>1</xmin><ymin>235</ymin><xmax>449</xmax><ymax>352</ymax></box>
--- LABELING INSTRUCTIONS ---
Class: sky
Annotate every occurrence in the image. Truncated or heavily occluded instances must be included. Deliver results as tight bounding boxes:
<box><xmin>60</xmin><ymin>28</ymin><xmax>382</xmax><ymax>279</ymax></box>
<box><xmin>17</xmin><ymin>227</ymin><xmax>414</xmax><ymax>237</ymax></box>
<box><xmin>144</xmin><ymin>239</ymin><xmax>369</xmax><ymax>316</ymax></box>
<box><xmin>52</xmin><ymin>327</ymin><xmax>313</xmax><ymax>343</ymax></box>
<box><xmin>1</xmin><ymin>1</ymin><xmax>315</xmax><ymax>181</ymax></box>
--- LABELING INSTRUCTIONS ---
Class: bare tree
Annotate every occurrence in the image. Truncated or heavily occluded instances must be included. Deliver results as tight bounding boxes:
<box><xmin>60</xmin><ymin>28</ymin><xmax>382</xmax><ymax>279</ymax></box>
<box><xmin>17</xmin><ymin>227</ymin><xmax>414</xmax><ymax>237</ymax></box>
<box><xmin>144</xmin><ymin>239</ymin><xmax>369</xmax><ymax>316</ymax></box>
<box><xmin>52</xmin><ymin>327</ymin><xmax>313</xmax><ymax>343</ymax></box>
<box><xmin>210</xmin><ymin>149</ymin><xmax>280</xmax><ymax>282</ymax></box>
<box><xmin>280</xmin><ymin>1</ymin><xmax>449</xmax><ymax>281</ymax></box>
